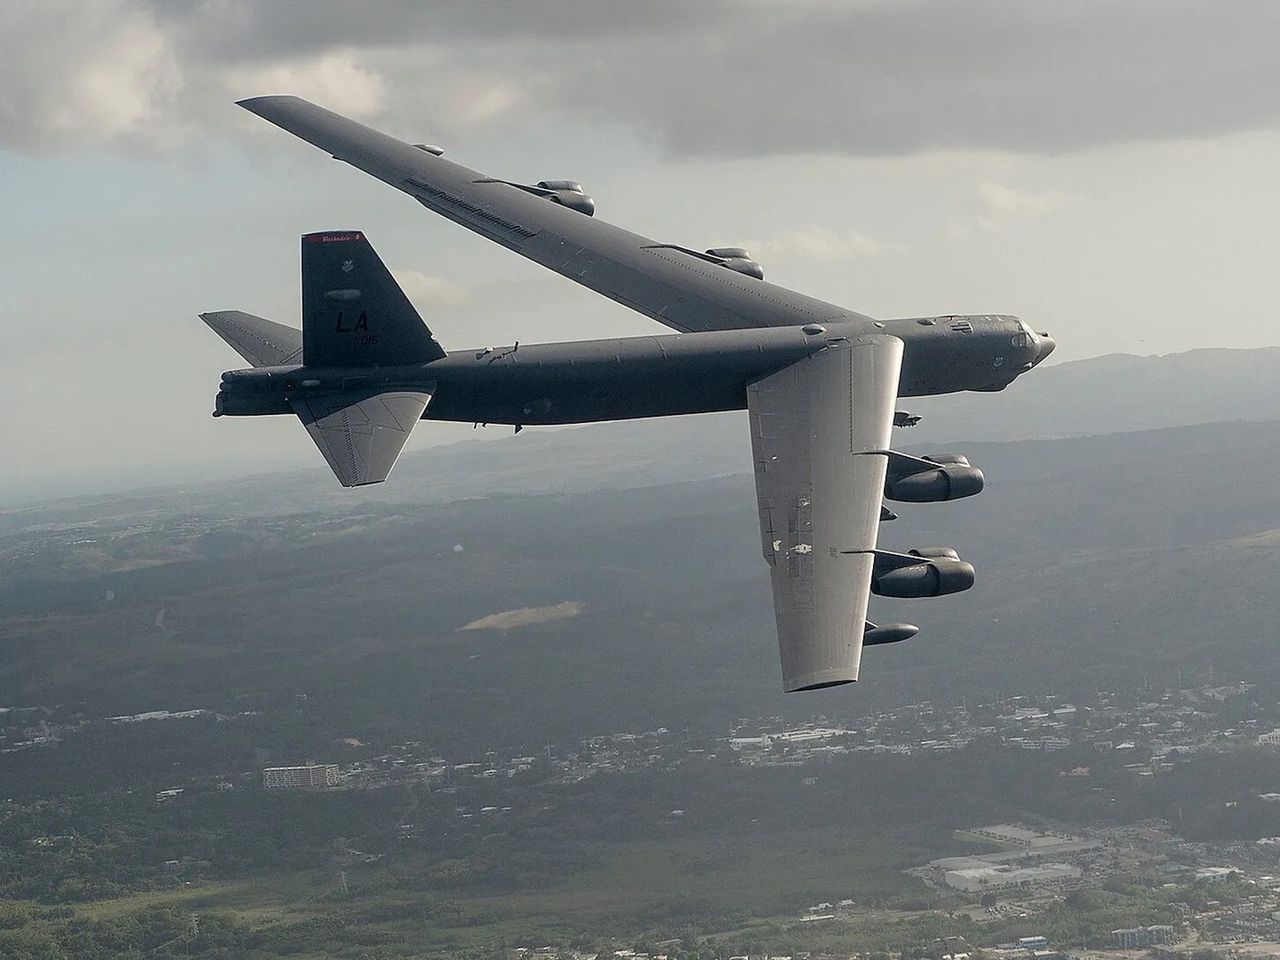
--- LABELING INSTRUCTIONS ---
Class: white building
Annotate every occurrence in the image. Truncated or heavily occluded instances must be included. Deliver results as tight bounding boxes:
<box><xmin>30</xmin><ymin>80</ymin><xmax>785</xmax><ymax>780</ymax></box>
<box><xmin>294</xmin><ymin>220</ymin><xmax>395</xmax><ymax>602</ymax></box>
<box><xmin>944</xmin><ymin>862</ymin><xmax>1081</xmax><ymax>893</ymax></box>
<box><xmin>263</xmin><ymin>764</ymin><xmax>340</xmax><ymax>789</ymax></box>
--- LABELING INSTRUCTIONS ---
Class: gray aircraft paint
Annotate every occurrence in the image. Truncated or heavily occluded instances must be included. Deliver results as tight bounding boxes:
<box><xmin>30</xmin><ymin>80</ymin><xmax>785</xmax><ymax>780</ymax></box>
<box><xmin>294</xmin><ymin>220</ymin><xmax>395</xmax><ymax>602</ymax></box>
<box><xmin>206</xmin><ymin>96</ymin><xmax>1056</xmax><ymax>691</ymax></box>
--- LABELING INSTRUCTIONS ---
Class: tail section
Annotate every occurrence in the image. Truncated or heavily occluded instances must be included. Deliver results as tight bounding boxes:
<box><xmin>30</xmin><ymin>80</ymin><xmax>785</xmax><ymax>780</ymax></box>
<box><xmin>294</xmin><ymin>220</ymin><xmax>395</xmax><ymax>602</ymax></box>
<box><xmin>301</xmin><ymin>231</ymin><xmax>446</xmax><ymax>367</ymax></box>
<box><xmin>201</xmin><ymin>310</ymin><xmax>303</xmax><ymax>367</ymax></box>
<box><xmin>292</xmin><ymin>389</ymin><xmax>432</xmax><ymax>486</ymax></box>
<box><xmin>206</xmin><ymin>230</ymin><xmax>446</xmax><ymax>486</ymax></box>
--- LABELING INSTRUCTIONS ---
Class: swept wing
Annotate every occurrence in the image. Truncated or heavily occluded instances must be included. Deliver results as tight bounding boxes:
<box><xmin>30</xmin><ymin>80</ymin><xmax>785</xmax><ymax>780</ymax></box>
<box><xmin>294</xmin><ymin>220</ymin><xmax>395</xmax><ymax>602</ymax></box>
<box><xmin>748</xmin><ymin>336</ymin><xmax>903</xmax><ymax>690</ymax></box>
<box><xmin>239</xmin><ymin>96</ymin><xmax>872</xmax><ymax>334</ymax></box>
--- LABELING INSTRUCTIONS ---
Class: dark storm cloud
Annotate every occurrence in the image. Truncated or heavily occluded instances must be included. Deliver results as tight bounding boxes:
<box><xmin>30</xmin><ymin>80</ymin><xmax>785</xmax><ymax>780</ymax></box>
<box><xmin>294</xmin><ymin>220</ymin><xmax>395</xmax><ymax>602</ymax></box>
<box><xmin>8</xmin><ymin>1</ymin><xmax>1280</xmax><ymax>156</ymax></box>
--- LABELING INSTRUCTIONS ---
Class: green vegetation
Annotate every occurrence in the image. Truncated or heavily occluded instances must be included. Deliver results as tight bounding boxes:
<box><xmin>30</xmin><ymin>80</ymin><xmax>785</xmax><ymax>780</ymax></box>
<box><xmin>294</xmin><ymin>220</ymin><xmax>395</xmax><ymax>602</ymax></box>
<box><xmin>4</xmin><ymin>738</ymin><xmax>1280</xmax><ymax>956</ymax></box>
<box><xmin>0</xmin><ymin>832</ymin><xmax>927</xmax><ymax>959</ymax></box>
<box><xmin>6</xmin><ymin>419</ymin><xmax>1280</xmax><ymax>758</ymax></box>
<box><xmin>7</xmin><ymin>415</ymin><xmax>1280</xmax><ymax>955</ymax></box>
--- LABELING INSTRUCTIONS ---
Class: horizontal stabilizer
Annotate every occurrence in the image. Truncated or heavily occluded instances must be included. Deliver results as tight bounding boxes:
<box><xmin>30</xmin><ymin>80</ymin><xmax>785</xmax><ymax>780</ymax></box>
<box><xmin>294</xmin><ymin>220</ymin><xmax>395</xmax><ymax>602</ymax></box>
<box><xmin>201</xmin><ymin>310</ymin><xmax>302</xmax><ymax>367</ymax></box>
<box><xmin>292</xmin><ymin>389</ymin><xmax>432</xmax><ymax>486</ymax></box>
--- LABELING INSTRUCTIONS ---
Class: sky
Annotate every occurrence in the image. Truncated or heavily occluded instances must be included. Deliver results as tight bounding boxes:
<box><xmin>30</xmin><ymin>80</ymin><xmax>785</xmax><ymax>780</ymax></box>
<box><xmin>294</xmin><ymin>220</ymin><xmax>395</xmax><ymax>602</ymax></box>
<box><xmin>5</xmin><ymin>0</ymin><xmax>1280</xmax><ymax>502</ymax></box>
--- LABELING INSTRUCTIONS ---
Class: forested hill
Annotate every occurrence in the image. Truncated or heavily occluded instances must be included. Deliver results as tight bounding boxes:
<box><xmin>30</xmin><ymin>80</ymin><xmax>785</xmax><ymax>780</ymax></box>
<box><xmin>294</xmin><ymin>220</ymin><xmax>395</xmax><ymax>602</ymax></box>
<box><xmin>3</xmin><ymin>416</ymin><xmax>1280</xmax><ymax>758</ymax></box>
<box><xmin>5</xmin><ymin>345</ymin><xmax>1278</xmax><ymax>524</ymax></box>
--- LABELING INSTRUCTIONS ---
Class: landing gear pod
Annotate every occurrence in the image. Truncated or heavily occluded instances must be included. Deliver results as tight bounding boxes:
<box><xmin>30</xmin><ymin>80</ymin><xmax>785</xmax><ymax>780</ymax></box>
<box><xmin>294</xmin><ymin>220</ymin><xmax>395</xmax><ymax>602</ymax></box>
<box><xmin>863</xmin><ymin>622</ymin><xmax>919</xmax><ymax>646</ymax></box>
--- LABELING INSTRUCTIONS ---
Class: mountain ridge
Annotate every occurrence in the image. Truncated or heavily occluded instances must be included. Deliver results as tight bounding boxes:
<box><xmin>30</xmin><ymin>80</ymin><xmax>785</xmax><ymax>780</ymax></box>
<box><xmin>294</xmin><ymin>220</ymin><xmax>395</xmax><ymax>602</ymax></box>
<box><xmin>5</xmin><ymin>344</ymin><xmax>1279</xmax><ymax>520</ymax></box>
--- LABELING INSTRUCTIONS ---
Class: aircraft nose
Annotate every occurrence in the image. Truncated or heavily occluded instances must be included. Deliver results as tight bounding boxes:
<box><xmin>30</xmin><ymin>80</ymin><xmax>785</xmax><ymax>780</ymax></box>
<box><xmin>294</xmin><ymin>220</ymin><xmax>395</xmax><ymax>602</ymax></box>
<box><xmin>1032</xmin><ymin>333</ymin><xmax>1056</xmax><ymax>365</ymax></box>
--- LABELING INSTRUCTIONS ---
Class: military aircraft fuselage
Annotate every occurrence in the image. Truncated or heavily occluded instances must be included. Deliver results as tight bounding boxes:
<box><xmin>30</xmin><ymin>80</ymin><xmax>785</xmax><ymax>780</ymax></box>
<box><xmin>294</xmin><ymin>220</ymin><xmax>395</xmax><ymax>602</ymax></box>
<box><xmin>215</xmin><ymin>313</ymin><xmax>1052</xmax><ymax>425</ymax></box>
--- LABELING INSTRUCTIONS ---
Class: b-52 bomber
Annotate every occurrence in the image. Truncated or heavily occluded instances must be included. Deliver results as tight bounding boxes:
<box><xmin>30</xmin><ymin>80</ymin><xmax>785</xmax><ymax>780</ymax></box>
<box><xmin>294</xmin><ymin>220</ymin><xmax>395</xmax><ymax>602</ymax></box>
<box><xmin>204</xmin><ymin>96</ymin><xmax>1056</xmax><ymax>692</ymax></box>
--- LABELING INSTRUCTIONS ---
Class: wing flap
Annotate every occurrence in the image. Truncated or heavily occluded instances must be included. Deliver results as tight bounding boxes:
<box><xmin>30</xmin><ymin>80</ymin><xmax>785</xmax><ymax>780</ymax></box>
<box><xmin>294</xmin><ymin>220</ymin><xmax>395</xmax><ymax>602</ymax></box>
<box><xmin>291</xmin><ymin>389</ymin><xmax>431</xmax><ymax>486</ymax></box>
<box><xmin>747</xmin><ymin>336</ymin><xmax>904</xmax><ymax>691</ymax></box>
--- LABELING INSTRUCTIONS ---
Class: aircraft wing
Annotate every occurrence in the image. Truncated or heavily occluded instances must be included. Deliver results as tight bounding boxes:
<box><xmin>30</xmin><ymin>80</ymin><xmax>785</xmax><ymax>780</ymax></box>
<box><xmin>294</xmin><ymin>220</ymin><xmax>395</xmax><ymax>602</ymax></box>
<box><xmin>291</xmin><ymin>389</ymin><xmax>432</xmax><ymax>487</ymax></box>
<box><xmin>201</xmin><ymin>310</ymin><xmax>303</xmax><ymax>367</ymax></box>
<box><xmin>747</xmin><ymin>336</ymin><xmax>904</xmax><ymax>691</ymax></box>
<box><xmin>239</xmin><ymin>96</ymin><xmax>871</xmax><ymax>334</ymax></box>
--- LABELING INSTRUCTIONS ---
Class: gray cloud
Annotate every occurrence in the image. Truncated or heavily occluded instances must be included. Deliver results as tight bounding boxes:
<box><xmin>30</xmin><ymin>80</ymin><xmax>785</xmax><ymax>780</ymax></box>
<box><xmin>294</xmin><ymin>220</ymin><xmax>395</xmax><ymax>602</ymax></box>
<box><xmin>5</xmin><ymin>1</ymin><xmax>1280</xmax><ymax>156</ymax></box>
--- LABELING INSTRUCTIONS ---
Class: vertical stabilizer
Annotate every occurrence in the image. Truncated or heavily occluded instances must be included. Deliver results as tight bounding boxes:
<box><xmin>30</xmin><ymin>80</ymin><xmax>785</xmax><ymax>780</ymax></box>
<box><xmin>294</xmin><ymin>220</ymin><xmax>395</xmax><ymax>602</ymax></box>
<box><xmin>301</xmin><ymin>231</ymin><xmax>446</xmax><ymax>367</ymax></box>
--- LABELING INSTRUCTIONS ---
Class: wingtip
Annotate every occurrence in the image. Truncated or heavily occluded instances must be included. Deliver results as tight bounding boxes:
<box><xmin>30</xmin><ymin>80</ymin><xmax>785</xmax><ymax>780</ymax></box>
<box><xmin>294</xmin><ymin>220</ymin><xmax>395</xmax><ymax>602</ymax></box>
<box><xmin>237</xmin><ymin>94</ymin><xmax>307</xmax><ymax>115</ymax></box>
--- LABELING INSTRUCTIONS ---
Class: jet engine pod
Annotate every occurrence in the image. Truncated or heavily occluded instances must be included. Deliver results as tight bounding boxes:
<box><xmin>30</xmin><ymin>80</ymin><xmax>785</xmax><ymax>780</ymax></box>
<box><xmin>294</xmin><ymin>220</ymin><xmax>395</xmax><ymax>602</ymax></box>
<box><xmin>537</xmin><ymin>179</ymin><xmax>583</xmax><ymax>192</ymax></box>
<box><xmin>723</xmin><ymin>258</ymin><xmax>765</xmax><ymax>280</ymax></box>
<box><xmin>908</xmin><ymin>547</ymin><xmax>961</xmax><ymax>561</ymax></box>
<box><xmin>871</xmin><ymin>548</ymin><xmax>975</xmax><ymax>598</ymax></box>
<box><xmin>863</xmin><ymin>621</ymin><xmax>919</xmax><ymax>646</ymax></box>
<box><xmin>705</xmin><ymin>247</ymin><xmax>765</xmax><ymax>280</ymax></box>
<box><xmin>884</xmin><ymin>452</ymin><xmax>984</xmax><ymax>502</ymax></box>
<box><xmin>548</xmin><ymin>191</ymin><xmax>595</xmax><ymax>216</ymax></box>
<box><xmin>537</xmin><ymin>180</ymin><xmax>595</xmax><ymax>216</ymax></box>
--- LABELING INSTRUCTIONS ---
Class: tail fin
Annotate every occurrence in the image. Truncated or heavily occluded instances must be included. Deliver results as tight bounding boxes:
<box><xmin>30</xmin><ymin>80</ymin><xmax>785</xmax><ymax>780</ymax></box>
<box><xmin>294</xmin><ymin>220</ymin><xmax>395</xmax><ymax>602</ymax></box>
<box><xmin>302</xmin><ymin>231</ymin><xmax>446</xmax><ymax>367</ymax></box>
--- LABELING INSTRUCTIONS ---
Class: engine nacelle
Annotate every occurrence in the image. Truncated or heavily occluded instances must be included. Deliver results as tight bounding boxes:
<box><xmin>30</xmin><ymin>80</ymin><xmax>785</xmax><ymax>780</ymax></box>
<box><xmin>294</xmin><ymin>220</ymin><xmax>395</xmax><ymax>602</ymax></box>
<box><xmin>885</xmin><ymin>453</ymin><xmax>984</xmax><ymax>502</ymax></box>
<box><xmin>872</xmin><ymin>552</ymin><xmax>975</xmax><ymax>598</ymax></box>
<box><xmin>549</xmin><ymin>191</ymin><xmax>595</xmax><ymax>216</ymax></box>
<box><xmin>551</xmin><ymin>193</ymin><xmax>595</xmax><ymax>215</ymax></box>
<box><xmin>703</xmin><ymin>247</ymin><xmax>765</xmax><ymax>280</ymax></box>
<box><xmin>723</xmin><ymin>258</ymin><xmax>764</xmax><ymax>280</ymax></box>
<box><xmin>908</xmin><ymin>547</ymin><xmax>960</xmax><ymax>561</ymax></box>
<box><xmin>537</xmin><ymin>179</ymin><xmax>583</xmax><ymax>192</ymax></box>
<box><xmin>532</xmin><ymin>180</ymin><xmax>595</xmax><ymax>215</ymax></box>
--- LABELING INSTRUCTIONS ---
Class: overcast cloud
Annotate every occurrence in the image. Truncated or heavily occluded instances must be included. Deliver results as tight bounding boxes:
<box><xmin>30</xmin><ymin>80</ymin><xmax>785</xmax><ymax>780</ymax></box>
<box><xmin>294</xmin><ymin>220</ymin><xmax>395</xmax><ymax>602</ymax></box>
<box><xmin>6</xmin><ymin>1</ymin><xmax>1280</xmax><ymax>156</ymax></box>
<box><xmin>5</xmin><ymin>1</ymin><xmax>1280</xmax><ymax>501</ymax></box>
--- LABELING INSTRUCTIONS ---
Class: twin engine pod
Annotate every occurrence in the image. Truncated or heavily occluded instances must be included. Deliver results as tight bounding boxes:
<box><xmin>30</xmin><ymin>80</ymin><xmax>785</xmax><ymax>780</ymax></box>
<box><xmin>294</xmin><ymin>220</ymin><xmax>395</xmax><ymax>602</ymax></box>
<box><xmin>871</xmin><ymin>547</ymin><xmax>976</xmax><ymax>599</ymax></box>
<box><xmin>864</xmin><ymin>450</ymin><xmax>979</xmax><ymax>650</ymax></box>
<box><xmin>535</xmin><ymin>180</ymin><xmax>595</xmax><ymax>216</ymax></box>
<box><xmin>705</xmin><ymin>246</ymin><xmax>765</xmax><ymax>280</ymax></box>
<box><xmin>869</xmin><ymin>451</ymin><xmax>981</xmax><ymax>615</ymax></box>
<box><xmin>885</xmin><ymin>453</ymin><xmax>984</xmax><ymax>503</ymax></box>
